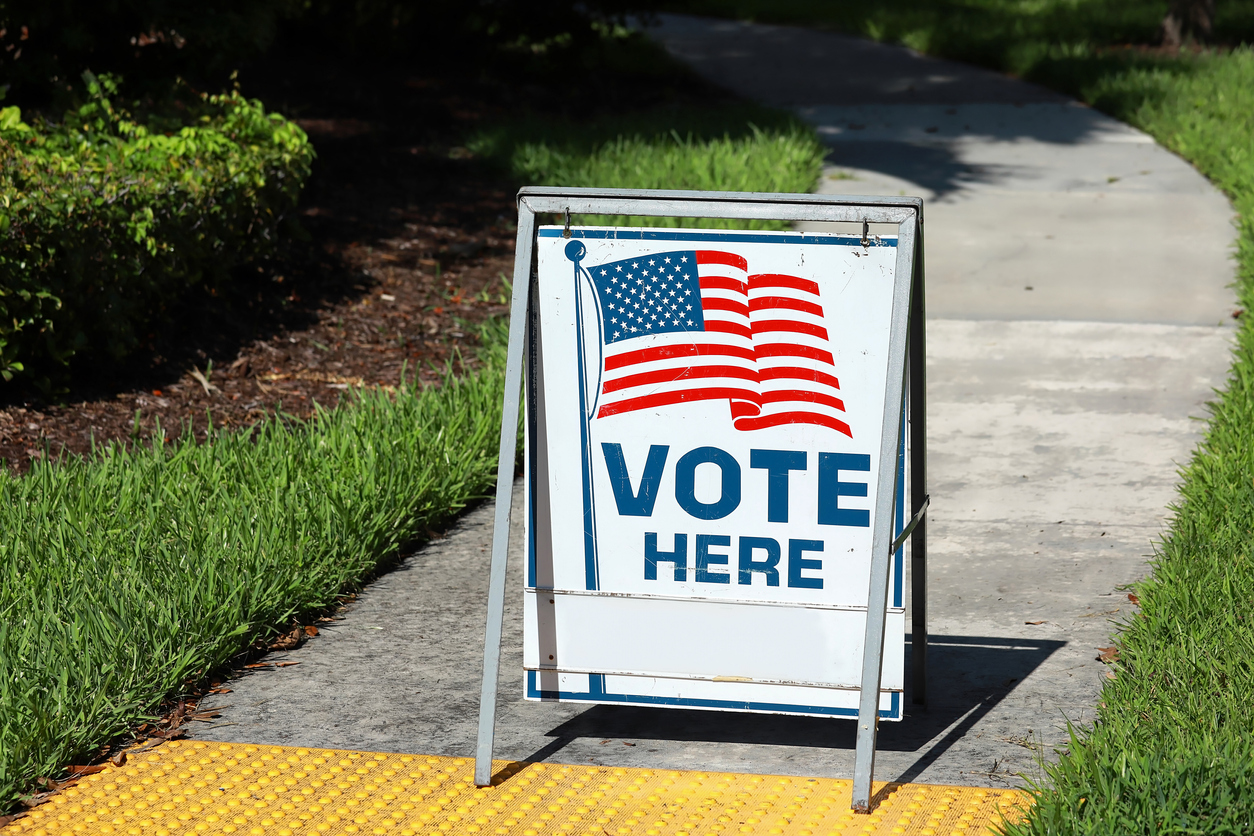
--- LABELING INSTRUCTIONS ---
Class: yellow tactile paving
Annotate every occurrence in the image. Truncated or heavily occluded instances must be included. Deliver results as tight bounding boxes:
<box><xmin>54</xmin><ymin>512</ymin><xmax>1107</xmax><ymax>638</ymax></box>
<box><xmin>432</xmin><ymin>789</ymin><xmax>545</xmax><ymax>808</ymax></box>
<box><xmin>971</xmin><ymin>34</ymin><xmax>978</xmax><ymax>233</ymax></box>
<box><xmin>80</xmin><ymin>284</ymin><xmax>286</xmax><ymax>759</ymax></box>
<box><xmin>3</xmin><ymin>742</ymin><xmax>1030</xmax><ymax>836</ymax></box>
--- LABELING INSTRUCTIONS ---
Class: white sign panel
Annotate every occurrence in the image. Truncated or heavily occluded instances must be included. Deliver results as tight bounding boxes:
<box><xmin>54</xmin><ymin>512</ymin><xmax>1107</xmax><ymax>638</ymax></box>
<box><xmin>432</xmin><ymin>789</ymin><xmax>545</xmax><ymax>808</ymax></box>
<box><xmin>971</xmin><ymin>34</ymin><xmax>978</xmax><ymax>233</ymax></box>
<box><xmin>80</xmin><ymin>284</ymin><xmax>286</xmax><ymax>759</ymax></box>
<box><xmin>523</xmin><ymin>226</ymin><xmax>907</xmax><ymax>720</ymax></box>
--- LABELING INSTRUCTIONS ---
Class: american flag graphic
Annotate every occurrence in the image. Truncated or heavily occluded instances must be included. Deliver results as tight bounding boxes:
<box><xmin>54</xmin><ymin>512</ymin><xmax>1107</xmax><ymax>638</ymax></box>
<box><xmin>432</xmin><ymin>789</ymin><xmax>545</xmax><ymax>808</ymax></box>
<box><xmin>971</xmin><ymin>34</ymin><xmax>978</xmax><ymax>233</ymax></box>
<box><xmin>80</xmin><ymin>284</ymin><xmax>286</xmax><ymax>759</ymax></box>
<box><xmin>584</xmin><ymin>249</ymin><xmax>851</xmax><ymax>437</ymax></box>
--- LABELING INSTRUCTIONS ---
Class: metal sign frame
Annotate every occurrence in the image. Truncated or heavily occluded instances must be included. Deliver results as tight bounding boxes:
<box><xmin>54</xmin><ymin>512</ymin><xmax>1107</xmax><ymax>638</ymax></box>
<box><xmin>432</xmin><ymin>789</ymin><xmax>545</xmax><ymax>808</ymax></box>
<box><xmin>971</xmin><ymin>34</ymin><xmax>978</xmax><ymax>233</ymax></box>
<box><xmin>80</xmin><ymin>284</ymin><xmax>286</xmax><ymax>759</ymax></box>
<box><xmin>474</xmin><ymin>186</ymin><xmax>927</xmax><ymax>813</ymax></box>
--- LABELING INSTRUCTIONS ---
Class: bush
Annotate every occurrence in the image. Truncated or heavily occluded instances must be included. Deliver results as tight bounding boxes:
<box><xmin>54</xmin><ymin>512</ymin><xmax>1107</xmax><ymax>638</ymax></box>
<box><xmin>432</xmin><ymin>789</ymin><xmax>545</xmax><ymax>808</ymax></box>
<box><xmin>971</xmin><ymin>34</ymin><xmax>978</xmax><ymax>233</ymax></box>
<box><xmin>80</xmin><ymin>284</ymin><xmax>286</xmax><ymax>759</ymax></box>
<box><xmin>0</xmin><ymin>73</ymin><xmax>314</xmax><ymax>387</ymax></box>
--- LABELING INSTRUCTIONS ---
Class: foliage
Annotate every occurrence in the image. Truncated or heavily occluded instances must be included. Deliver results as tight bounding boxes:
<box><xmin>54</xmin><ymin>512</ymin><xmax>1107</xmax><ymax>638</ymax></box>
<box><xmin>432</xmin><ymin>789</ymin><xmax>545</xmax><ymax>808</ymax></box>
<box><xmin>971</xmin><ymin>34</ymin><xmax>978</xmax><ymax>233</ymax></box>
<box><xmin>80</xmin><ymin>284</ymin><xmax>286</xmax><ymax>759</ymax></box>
<box><xmin>0</xmin><ymin>0</ymin><xmax>664</xmax><ymax>109</ymax></box>
<box><xmin>0</xmin><ymin>0</ymin><xmax>301</xmax><ymax>108</ymax></box>
<box><xmin>288</xmin><ymin>0</ymin><xmax>653</xmax><ymax>57</ymax></box>
<box><xmin>0</xmin><ymin>321</ymin><xmax>515</xmax><ymax>812</ymax></box>
<box><xmin>469</xmin><ymin>105</ymin><xmax>828</xmax><ymax>229</ymax></box>
<box><xmin>0</xmin><ymin>73</ymin><xmax>313</xmax><ymax>387</ymax></box>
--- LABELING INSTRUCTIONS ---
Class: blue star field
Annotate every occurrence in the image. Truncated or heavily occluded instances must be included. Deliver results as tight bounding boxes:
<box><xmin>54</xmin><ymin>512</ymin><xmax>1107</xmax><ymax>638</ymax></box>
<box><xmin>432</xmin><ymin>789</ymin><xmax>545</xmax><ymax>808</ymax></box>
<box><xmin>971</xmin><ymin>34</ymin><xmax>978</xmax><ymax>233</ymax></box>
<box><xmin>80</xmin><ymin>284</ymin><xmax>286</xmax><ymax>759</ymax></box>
<box><xmin>587</xmin><ymin>251</ymin><xmax>707</xmax><ymax>344</ymax></box>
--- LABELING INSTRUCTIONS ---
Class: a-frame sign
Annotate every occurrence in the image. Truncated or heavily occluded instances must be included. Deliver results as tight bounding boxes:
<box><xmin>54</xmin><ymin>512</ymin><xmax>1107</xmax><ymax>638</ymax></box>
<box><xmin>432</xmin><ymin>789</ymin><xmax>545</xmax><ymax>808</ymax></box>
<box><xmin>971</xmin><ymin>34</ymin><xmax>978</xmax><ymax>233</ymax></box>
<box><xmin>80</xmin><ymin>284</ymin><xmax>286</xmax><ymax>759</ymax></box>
<box><xmin>474</xmin><ymin>187</ymin><xmax>927</xmax><ymax>812</ymax></box>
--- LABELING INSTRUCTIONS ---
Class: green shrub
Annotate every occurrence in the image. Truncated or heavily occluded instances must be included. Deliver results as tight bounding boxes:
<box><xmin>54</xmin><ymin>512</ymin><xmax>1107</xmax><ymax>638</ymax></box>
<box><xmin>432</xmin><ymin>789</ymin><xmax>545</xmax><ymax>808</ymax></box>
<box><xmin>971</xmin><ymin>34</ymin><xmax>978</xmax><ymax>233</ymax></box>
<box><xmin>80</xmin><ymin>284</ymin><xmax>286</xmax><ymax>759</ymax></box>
<box><xmin>0</xmin><ymin>73</ymin><xmax>314</xmax><ymax>386</ymax></box>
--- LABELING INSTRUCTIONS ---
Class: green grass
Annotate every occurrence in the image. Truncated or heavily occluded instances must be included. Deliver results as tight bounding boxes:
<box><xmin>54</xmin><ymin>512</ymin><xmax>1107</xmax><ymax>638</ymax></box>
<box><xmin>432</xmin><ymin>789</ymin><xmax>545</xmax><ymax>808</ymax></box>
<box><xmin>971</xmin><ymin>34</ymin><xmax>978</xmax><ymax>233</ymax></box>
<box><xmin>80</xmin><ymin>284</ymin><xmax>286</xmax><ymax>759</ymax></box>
<box><xmin>662</xmin><ymin>1</ymin><xmax>1254</xmax><ymax>832</ymax></box>
<box><xmin>0</xmin><ymin>325</ymin><xmax>514</xmax><ymax>811</ymax></box>
<box><xmin>468</xmin><ymin>104</ymin><xmax>828</xmax><ymax>228</ymax></box>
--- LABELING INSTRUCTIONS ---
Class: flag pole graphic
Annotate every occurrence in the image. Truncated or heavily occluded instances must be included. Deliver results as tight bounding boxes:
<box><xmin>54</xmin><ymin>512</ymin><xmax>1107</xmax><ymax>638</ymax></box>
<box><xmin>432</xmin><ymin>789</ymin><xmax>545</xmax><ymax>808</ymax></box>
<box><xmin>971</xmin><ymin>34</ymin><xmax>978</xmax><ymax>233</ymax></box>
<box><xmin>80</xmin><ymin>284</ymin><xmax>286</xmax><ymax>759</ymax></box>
<box><xmin>566</xmin><ymin>238</ymin><xmax>601</xmax><ymax>591</ymax></box>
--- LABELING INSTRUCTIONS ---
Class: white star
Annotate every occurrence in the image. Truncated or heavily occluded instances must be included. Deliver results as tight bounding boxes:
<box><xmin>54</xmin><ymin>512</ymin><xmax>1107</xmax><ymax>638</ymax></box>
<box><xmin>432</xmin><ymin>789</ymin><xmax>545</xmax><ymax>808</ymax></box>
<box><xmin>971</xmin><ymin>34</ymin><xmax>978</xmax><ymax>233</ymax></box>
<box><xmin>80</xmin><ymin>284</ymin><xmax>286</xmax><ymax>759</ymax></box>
<box><xmin>681</xmin><ymin>256</ymin><xmax>688</xmax><ymax>263</ymax></box>
<box><xmin>664</xmin><ymin>256</ymin><xmax>672</xmax><ymax>263</ymax></box>
<box><xmin>600</xmin><ymin>269</ymin><xmax>607</xmax><ymax>276</ymax></box>
<box><xmin>615</xmin><ymin>265</ymin><xmax>623</xmax><ymax>272</ymax></box>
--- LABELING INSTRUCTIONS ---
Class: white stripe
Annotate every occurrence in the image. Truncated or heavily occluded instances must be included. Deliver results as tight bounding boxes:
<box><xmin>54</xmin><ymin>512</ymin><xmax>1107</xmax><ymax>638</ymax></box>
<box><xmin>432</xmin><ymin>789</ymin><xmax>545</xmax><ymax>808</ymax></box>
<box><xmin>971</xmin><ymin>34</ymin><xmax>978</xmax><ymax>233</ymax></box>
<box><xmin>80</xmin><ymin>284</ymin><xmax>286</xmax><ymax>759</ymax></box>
<box><xmin>605</xmin><ymin>356</ymin><xmax>758</xmax><ymax>382</ymax></box>
<box><xmin>600</xmin><ymin>379</ymin><xmax>759</xmax><ymax>409</ymax></box>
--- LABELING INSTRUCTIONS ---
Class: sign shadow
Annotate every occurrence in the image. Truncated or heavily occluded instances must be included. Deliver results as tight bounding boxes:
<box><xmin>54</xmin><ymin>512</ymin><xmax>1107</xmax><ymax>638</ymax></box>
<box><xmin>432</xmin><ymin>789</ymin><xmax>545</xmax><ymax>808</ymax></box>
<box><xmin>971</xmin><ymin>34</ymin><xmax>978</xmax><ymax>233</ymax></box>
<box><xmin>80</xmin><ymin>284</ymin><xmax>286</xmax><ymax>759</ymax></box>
<box><xmin>528</xmin><ymin>634</ymin><xmax>1064</xmax><ymax>776</ymax></box>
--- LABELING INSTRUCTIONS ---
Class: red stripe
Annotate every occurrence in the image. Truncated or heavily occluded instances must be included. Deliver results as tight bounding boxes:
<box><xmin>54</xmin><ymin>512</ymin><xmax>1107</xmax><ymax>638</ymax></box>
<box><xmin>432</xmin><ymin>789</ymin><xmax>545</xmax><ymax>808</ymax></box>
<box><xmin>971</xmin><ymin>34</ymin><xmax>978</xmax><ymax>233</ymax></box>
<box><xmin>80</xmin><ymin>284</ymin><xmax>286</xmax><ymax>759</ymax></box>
<box><xmin>759</xmin><ymin>390</ymin><xmax>846</xmax><ymax>411</ymax></box>
<box><xmin>697</xmin><ymin>251</ymin><xmax>749</xmax><ymax>272</ymax></box>
<box><xmin>605</xmin><ymin>342</ymin><xmax>756</xmax><ymax>371</ymax></box>
<box><xmin>603</xmin><ymin>364</ymin><xmax>760</xmax><ymax>394</ymax></box>
<box><xmin>751</xmin><ymin>319</ymin><xmax>829</xmax><ymax>340</ymax></box>
<box><xmin>734</xmin><ymin>411</ymin><xmax>853</xmax><ymax>438</ymax></box>
<box><xmin>598</xmin><ymin>386</ymin><xmax>759</xmax><ymax>418</ymax></box>
<box><xmin>699</xmin><ymin>276</ymin><xmax>748</xmax><ymax>294</ymax></box>
<box><xmin>702</xmin><ymin>298</ymin><xmax>751</xmax><ymax>317</ymax></box>
<box><xmin>706</xmin><ymin>320</ymin><xmax>752</xmax><ymax>340</ymax></box>
<box><xmin>755</xmin><ymin>343</ymin><xmax>835</xmax><ymax>365</ymax></box>
<box><xmin>749</xmin><ymin>273</ymin><xmax>820</xmax><ymax>295</ymax></box>
<box><xmin>759</xmin><ymin>366</ymin><xmax>841</xmax><ymax>389</ymax></box>
<box><xmin>749</xmin><ymin>296</ymin><xmax>824</xmax><ymax>317</ymax></box>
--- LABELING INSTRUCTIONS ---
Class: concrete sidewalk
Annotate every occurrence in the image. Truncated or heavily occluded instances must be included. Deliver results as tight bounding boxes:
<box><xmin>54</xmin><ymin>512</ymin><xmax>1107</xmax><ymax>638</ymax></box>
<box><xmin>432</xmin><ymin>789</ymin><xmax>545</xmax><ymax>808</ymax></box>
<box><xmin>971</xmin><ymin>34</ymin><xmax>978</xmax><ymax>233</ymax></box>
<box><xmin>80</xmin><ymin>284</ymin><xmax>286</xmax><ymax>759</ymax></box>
<box><xmin>188</xmin><ymin>15</ymin><xmax>1237</xmax><ymax>789</ymax></box>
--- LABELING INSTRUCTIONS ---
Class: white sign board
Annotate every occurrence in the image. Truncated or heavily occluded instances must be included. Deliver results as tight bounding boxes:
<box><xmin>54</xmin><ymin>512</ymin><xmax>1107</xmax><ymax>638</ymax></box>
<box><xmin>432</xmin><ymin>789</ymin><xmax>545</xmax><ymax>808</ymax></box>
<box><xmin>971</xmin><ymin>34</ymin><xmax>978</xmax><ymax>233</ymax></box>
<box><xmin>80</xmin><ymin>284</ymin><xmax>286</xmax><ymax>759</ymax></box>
<box><xmin>522</xmin><ymin>226</ymin><xmax>908</xmax><ymax>720</ymax></box>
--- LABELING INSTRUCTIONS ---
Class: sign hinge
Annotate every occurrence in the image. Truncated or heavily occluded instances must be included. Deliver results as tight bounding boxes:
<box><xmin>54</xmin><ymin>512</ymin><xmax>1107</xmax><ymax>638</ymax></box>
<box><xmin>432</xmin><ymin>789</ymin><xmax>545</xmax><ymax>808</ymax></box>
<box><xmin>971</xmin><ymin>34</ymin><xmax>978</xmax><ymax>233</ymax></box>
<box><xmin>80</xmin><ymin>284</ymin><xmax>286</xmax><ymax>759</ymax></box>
<box><xmin>891</xmin><ymin>494</ymin><xmax>929</xmax><ymax>553</ymax></box>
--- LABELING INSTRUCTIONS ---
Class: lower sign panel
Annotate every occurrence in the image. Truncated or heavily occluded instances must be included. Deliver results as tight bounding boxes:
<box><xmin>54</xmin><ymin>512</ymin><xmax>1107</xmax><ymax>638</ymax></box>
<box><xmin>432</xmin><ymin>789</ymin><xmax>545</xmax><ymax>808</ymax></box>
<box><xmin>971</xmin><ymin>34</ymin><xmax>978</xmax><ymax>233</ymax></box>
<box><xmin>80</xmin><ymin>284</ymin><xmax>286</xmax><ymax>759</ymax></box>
<box><xmin>525</xmin><ymin>671</ymin><xmax>900</xmax><ymax>719</ymax></box>
<box><xmin>522</xmin><ymin>591</ymin><xmax>904</xmax><ymax>720</ymax></box>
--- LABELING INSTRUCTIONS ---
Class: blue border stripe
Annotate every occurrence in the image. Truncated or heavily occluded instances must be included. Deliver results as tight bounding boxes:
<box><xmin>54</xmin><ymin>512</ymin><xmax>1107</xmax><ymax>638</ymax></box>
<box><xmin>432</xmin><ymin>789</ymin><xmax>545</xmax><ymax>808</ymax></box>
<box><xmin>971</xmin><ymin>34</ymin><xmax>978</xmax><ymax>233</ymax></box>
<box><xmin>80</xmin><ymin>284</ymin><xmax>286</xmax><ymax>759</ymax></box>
<box><xmin>530</xmin><ymin>226</ymin><xmax>906</xmax><ymax>722</ymax></box>
<box><xmin>538</xmin><ymin>228</ymin><xmax>897</xmax><ymax>247</ymax></box>
<box><xmin>527</xmin><ymin>672</ymin><xmax>901</xmax><ymax>720</ymax></box>
<box><xmin>527</xmin><ymin>475</ymin><xmax>537</xmax><ymax>588</ymax></box>
<box><xmin>893</xmin><ymin>401</ymin><xmax>906</xmax><ymax>609</ymax></box>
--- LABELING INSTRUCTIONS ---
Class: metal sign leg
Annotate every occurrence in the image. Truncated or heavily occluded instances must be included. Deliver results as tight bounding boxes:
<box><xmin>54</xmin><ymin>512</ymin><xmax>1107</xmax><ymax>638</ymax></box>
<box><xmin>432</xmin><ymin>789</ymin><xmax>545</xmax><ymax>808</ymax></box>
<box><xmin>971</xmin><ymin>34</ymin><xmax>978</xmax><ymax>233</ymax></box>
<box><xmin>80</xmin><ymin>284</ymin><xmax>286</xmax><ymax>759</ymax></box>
<box><xmin>474</xmin><ymin>207</ymin><xmax>537</xmax><ymax>788</ymax></box>
<box><xmin>852</xmin><ymin>215</ymin><xmax>919</xmax><ymax>813</ymax></box>
<box><xmin>909</xmin><ymin>226</ymin><xmax>928</xmax><ymax>707</ymax></box>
